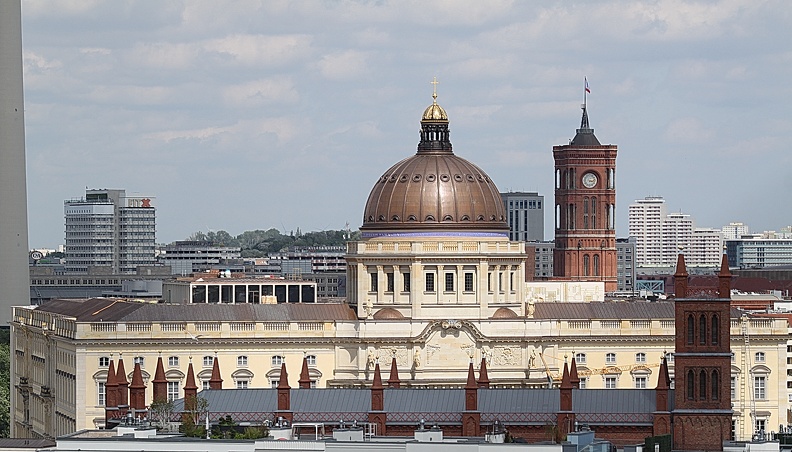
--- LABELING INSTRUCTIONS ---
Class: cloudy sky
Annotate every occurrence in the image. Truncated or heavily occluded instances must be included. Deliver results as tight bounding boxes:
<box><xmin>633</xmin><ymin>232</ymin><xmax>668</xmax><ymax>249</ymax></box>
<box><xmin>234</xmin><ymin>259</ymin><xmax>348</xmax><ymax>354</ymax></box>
<box><xmin>20</xmin><ymin>0</ymin><xmax>792</xmax><ymax>247</ymax></box>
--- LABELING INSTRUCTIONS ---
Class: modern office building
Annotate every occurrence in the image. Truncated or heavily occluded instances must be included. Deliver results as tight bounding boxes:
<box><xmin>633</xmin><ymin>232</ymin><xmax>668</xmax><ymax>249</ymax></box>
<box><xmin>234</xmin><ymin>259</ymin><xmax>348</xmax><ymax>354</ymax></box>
<box><xmin>158</xmin><ymin>241</ymin><xmax>241</xmax><ymax>276</ymax></box>
<box><xmin>552</xmin><ymin>104</ymin><xmax>618</xmax><ymax>291</ymax></box>
<box><xmin>0</xmin><ymin>0</ymin><xmax>31</xmax><ymax>324</ymax></box>
<box><xmin>628</xmin><ymin>196</ymin><xmax>723</xmax><ymax>267</ymax></box>
<box><xmin>500</xmin><ymin>191</ymin><xmax>544</xmax><ymax>242</ymax></box>
<box><xmin>726</xmin><ymin>238</ymin><xmax>792</xmax><ymax>269</ymax></box>
<box><xmin>526</xmin><ymin>241</ymin><xmax>554</xmax><ymax>278</ymax></box>
<box><xmin>722</xmin><ymin>222</ymin><xmax>750</xmax><ymax>240</ymax></box>
<box><xmin>615</xmin><ymin>238</ymin><xmax>636</xmax><ymax>293</ymax></box>
<box><xmin>64</xmin><ymin>189</ymin><xmax>156</xmax><ymax>274</ymax></box>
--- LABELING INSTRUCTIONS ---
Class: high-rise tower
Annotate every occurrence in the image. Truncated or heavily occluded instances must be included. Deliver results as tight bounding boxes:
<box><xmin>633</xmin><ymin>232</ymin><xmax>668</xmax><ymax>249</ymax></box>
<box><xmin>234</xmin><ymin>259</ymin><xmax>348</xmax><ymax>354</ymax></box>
<box><xmin>0</xmin><ymin>0</ymin><xmax>31</xmax><ymax>323</ymax></box>
<box><xmin>553</xmin><ymin>101</ymin><xmax>618</xmax><ymax>292</ymax></box>
<box><xmin>64</xmin><ymin>189</ymin><xmax>156</xmax><ymax>274</ymax></box>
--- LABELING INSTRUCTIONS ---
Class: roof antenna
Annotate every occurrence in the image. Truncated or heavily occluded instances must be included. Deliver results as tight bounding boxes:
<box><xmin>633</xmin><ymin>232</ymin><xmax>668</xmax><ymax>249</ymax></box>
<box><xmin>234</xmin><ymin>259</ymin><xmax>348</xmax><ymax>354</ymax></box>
<box><xmin>581</xmin><ymin>77</ymin><xmax>591</xmax><ymax>129</ymax></box>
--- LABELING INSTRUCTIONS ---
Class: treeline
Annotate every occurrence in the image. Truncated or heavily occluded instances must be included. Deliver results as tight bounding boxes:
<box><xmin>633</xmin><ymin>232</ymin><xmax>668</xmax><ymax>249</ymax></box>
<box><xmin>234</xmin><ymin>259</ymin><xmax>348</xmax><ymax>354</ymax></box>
<box><xmin>185</xmin><ymin>228</ymin><xmax>360</xmax><ymax>257</ymax></box>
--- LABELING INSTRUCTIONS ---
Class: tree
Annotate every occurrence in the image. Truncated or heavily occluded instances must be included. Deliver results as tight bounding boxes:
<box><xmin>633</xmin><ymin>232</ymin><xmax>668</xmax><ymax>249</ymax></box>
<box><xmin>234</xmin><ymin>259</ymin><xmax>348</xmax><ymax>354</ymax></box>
<box><xmin>149</xmin><ymin>397</ymin><xmax>174</xmax><ymax>432</ymax></box>
<box><xmin>179</xmin><ymin>395</ymin><xmax>209</xmax><ymax>438</ymax></box>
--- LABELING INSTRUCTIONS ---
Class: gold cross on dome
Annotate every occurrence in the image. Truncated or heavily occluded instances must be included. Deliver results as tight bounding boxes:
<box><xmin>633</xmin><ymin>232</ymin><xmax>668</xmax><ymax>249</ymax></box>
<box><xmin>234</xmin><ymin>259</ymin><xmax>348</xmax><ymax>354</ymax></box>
<box><xmin>430</xmin><ymin>76</ymin><xmax>439</xmax><ymax>100</ymax></box>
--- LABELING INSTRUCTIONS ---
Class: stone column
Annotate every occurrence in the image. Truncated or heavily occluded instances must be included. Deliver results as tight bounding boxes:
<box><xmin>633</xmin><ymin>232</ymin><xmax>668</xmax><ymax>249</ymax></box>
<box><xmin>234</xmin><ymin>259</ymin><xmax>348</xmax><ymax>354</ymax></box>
<box><xmin>392</xmin><ymin>265</ymin><xmax>400</xmax><ymax>304</ymax></box>
<box><xmin>456</xmin><ymin>265</ymin><xmax>463</xmax><ymax>304</ymax></box>
<box><xmin>410</xmin><ymin>261</ymin><xmax>422</xmax><ymax>318</ymax></box>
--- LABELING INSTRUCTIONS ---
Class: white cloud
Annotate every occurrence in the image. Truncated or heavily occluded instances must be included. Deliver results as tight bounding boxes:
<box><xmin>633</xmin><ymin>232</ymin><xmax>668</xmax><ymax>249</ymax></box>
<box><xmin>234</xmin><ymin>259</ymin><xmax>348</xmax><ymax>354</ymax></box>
<box><xmin>317</xmin><ymin>50</ymin><xmax>369</xmax><ymax>81</ymax></box>
<box><xmin>203</xmin><ymin>34</ymin><xmax>313</xmax><ymax>66</ymax></box>
<box><xmin>127</xmin><ymin>42</ymin><xmax>196</xmax><ymax>70</ymax></box>
<box><xmin>664</xmin><ymin>118</ymin><xmax>714</xmax><ymax>144</ymax></box>
<box><xmin>222</xmin><ymin>77</ymin><xmax>299</xmax><ymax>107</ymax></box>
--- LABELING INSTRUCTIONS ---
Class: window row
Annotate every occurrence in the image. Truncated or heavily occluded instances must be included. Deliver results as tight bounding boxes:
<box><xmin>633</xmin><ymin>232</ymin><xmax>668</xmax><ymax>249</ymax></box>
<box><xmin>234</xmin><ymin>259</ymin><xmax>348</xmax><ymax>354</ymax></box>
<box><xmin>98</xmin><ymin>354</ymin><xmax>318</xmax><ymax>369</ymax></box>
<box><xmin>686</xmin><ymin>313</ymin><xmax>720</xmax><ymax>346</ymax></box>
<box><xmin>369</xmin><ymin>271</ymin><xmax>514</xmax><ymax>293</ymax></box>
<box><xmin>685</xmin><ymin>369</ymin><xmax>722</xmax><ymax>401</ymax></box>
<box><xmin>574</xmin><ymin>352</ymin><xmax>647</xmax><ymax>365</ymax></box>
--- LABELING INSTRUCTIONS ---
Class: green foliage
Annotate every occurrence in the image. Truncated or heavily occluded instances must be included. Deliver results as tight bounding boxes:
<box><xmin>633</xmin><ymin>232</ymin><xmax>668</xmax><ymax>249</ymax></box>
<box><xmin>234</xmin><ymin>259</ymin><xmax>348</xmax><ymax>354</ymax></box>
<box><xmin>149</xmin><ymin>397</ymin><xmax>174</xmax><ymax>431</ymax></box>
<box><xmin>178</xmin><ymin>418</ymin><xmax>205</xmax><ymax>438</ymax></box>
<box><xmin>183</xmin><ymin>228</ymin><xmax>358</xmax><ymax>257</ymax></box>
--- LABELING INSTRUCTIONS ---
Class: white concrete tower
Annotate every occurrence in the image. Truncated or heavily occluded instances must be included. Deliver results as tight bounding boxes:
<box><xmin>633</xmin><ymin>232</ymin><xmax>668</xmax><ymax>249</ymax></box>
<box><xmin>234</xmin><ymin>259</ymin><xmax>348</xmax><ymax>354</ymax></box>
<box><xmin>0</xmin><ymin>0</ymin><xmax>31</xmax><ymax>323</ymax></box>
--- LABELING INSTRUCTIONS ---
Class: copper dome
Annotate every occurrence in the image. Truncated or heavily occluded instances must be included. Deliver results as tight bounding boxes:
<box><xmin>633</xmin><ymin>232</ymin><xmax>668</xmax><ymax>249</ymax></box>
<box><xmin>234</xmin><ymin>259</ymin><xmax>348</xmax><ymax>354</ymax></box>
<box><xmin>362</xmin><ymin>91</ymin><xmax>507</xmax><ymax>232</ymax></box>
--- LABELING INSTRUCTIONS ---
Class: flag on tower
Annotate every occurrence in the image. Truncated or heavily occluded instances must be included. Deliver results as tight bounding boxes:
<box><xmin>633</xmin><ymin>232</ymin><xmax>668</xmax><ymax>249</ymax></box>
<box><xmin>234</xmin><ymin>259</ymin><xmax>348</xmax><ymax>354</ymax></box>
<box><xmin>585</xmin><ymin>78</ymin><xmax>590</xmax><ymax>93</ymax></box>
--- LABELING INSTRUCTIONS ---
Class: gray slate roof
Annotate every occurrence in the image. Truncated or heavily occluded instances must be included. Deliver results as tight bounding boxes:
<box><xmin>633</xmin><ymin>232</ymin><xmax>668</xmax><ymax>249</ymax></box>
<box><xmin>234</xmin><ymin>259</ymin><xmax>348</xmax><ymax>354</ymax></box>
<box><xmin>478</xmin><ymin>389</ymin><xmax>559</xmax><ymax>413</ymax></box>
<box><xmin>34</xmin><ymin>298</ymin><xmax>357</xmax><ymax>322</ymax></box>
<box><xmin>383</xmin><ymin>389</ymin><xmax>464</xmax><ymax>413</ymax></box>
<box><xmin>534</xmin><ymin>302</ymin><xmax>746</xmax><ymax>320</ymax></box>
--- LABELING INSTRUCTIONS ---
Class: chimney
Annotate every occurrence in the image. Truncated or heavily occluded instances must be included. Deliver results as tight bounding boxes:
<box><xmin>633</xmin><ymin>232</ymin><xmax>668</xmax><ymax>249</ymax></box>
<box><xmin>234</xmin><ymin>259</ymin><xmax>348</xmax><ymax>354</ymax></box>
<box><xmin>569</xmin><ymin>355</ymin><xmax>580</xmax><ymax>389</ymax></box>
<box><xmin>152</xmin><ymin>355</ymin><xmax>167</xmax><ymax>402</ymax></box>
<box><xmin>116</xmin><ymin>357</ymin><xmax>129</xmax><ymax>415</ymax></box>
<box><xmin>209</xmin><ymin>356</ymin><xmax>223</xmax><ymax>390</ymax></box>
<box><xmin>104</xmin><ymin>358</ymin><xmax>119</xmax><ymax>427</ymax></box>
<box><xmin>556</xmin><ymin>360</ymin><xmax>575</xmax><ymax>440</ymax></box>
<box><xmin>368</xmin><ymin>361</ymin><xmax>386</xmax><ymax>435</ymax></box>
<box><xmin>276</xmin><ymin>362</ymin><xmax>293</xmax><ymax>423</ymax></box>
<box><xmin>387</xmin><ymin>356</ymin><xmax>401</xmax><ymax>389</ymax></box>
<box><xmin>478</xmin><ymin>357</ymin><xmax>490</xmax><ymax>389</ymax></box>
<box><xmin>718</xmin><ymin>254</ymin><xmax>732</xmax><ymax>299</ymax></box>
<box><xmin>183</xmin><ymin>361</ymin><xmax>198</xmax><ymax>412</ymax></box>
<box><xmin>299</xmin><ymin>355</ymin><xmax>311</xmax><ymax>389</ymax></box>
<box><xmin>462</xmin><ymin>361</ymin><xmax>480</xmax><ymax>436</ymax></box>
<box><xmin>129</xmin><ymin>362</ymin><xmax>146</xmax><ymax>411</ymax></box>
<box><xmin>674</xmin><ymin>254</ymin><xmax>689</xmax><ymax>298</ymax></box>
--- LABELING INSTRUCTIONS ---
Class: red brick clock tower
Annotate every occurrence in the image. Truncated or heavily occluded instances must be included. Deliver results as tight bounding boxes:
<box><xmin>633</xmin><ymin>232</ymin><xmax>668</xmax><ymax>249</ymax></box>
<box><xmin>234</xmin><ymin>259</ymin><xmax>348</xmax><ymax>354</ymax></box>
<box><xmin>553</xmin><ymin>102</ymin><xmax>618</xmax><ymax>292</ymax></box>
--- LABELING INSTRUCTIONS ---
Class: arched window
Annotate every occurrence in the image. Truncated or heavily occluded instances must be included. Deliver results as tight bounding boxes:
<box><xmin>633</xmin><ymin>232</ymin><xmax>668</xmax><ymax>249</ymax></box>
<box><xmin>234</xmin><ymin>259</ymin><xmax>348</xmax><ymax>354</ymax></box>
<box><xmin>711</xmin><ymin>315</ymin><xmax>719</xmax><ymax>345</ymax></box>
<box><xmin>555</xmin><ymin>204</ymin><xmax>560</xmax><ymax>229</ymax></box>
<box><xmin>687</xmin><ymin>315</ymin><xmax>695</xmax><ymax>345</ymax></box>
<box><xmin>687</xmin><ymin>370</ymin><xmax>695</xmax><ymax>400</ymax></box>
<box><xmin>583</xmin><ymin>197</ymin><xmax>589</xmax><ymax>229</ymax></box>
<box><xmin>593</xmin><ymin>254</ymin><xmax>600</xmax><ymax>277</ymax></box>
<box><xmin>591</xmin><ymin>197</ymin><xmax>597</xmax><ymax>229</ymax></box>
<box><xmin>583</xmin><ymin>255</ymin><xmax>590</xmax><ymax>276</ymax></box>
<box><xmin>555</xmin><ymin>169</ymin><xmax>561</xmax><ymax>189</ymax></box>
<box><xmin>712</xmin><ymin>369</ymin><xmax>720</xmax><ymax>400</ymax></box>
<box><xmin>699</xmin><ymin>370</ymin><xmax>707</xmax><ymax>400</ymax></box>
<box><xmin>699</xmin><ymin>315</ymin><xmax>707</xmax><ymax>345</ymax></box>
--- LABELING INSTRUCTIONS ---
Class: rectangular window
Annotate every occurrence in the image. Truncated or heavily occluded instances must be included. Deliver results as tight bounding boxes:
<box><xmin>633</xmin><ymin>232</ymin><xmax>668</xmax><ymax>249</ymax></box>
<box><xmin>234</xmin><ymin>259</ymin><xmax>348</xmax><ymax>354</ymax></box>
<box><xmin>99</xmin><ymin>357</ymin><xmax>109</xmax><ymax>367</ymax></box>
<box><xmin>445</xmin><ymin>273</ymin><xmax>454</xmax><ymax>292</ymax></box>
<box><xmin>575</xmin><ymin>353</ymin><xmax>586</xmax><ymax>364</ymax></box>
<box><xmin>635</xmin><ymin>353</ymin><xmax>646</xmax><ymax>363</ymax></box>
<box><xmin>754</xmin><ymin>376</ymin><xmax>766</xmax><ymax>400</ymax></box>
<box><xmin>167</xmin><ymin>381</ymin><xmax>180</xmax><ymax>402</ymax></box>
<box><xmin>403</xmin><ymin>272</ymin><xmax>410</xmax><ymax>292</ymax></box>
<box><xmin>606</xmin><ymin>353</ymin><xmax>616</xmax><ymax>364</ymax></box>
<box><xmin>464</xmin><ymin>273</ymin><xmax>474</xmax><ymax>292</ymax></box>
<box><xmin>306</xmin><ymin>355</ymin><xmax>317</xmax><ymax>366</ymax></box>
<box><xmin>98</xmin><ymin>382</ymin><xmax>106</xmax><ymax>406</ymax></box>
<box><xmin>605</xmin><ymin>376</ymin><xmax>617</xmax><ymax>389</ymax></box>
<box><xmin>386</xmin><ymin>273</ymin><xmax>394</xmax><ymax>292</ymax></box>
<box><xmin>203</xmin><ymin>356</ymin><xmax>214</xmax><ymax>367</ymax></box>
<box><xmin>635</xmin><ymin>377</ymin><xmax>647</xmax><ymax>389</ymax></box>
<box><xmin>270</xmin><ymin>380</ymin><xmax>279</xmax><ymax>388</ymax></box>
<box><xmin>487</xmin><ymin>273</ymin><xmax>492</xmax><ymax>292</ymax></box>
<box><xmin>168</xmin><ymin>356</ymin><xmax>179</xmax><ymax>367</ymax></box>
<box><xmin>237</xmin><ymin>380</ymin><xmax>249</xmax><ymax>389</ymax></box>
<box><xmin>425</xmin><ymin>273</ymin><xmax>435</xmax><ymax>292</ymax></box>
<box><xmin>370</xmin><ymin>273</ymin><xmax>378</xmax><ymax>292</ymax></box>
<box><xmin>237</xmin><ymin>356</ymin><xmax>248</xmax><ymax>367</ymax></box>
<box><xmin>579</xmin><ymin>378</ymin><xmax>587</xmax><ymax>389</ymax></box>
<box><xmin>271</xmin><ymin>355</ymin><xmax>283</xmax><ymax>367</ymax></box>
<box><xmin>731</xmin><ymin>376</ymin><xmax>736</xmax><ymax>399</ymax></box>
<box><xmin>202</xmin><ymin>381</ymin><xmax>210</xmax><ymax>391</ymax></box>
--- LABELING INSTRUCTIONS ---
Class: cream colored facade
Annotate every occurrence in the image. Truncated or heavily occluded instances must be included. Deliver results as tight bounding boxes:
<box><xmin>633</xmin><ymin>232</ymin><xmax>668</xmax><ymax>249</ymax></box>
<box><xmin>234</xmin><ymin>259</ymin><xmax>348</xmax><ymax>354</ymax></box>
<box><xmin>346</xmin><ymin>237</ymin><xmax>526</xmax><ymax>319</ymax></box>
<box><xmin>10</xmin><ymin>300</ymin><xmax>788</xmax><ymax>441</ymax></box>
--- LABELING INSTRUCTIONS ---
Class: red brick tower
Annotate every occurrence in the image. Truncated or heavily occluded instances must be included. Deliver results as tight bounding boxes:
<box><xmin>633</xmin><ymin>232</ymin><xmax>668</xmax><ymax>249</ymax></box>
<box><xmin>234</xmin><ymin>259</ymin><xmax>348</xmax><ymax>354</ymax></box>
<box><xmin>553</xmin><ymin>99</ymin><xmax>618</xmax><ymax>292</ymax></box>
<box><xmin>671</xmin><ymin>254</ymin><xmax>732</xmax><ymax>450</ymax></box>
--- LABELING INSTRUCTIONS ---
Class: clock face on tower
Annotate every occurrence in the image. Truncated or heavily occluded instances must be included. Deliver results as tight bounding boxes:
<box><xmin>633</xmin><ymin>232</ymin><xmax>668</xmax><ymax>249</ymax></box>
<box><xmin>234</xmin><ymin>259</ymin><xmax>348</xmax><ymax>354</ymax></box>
<box><xmin>582</xmin><ymin>172</ymin><xmax>598</xmax><ymax>188</ymax></box>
